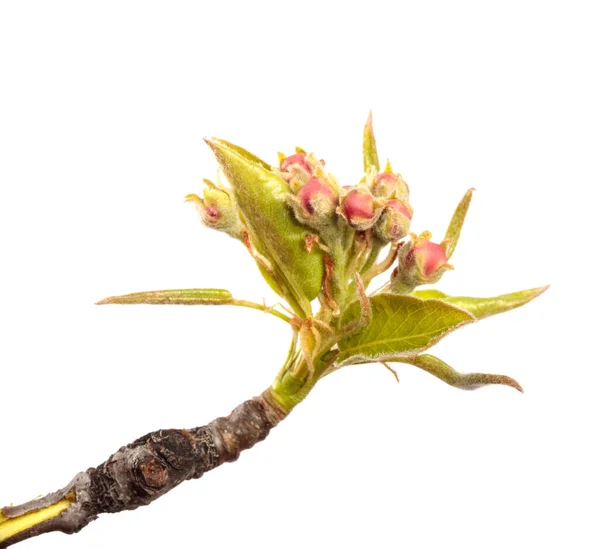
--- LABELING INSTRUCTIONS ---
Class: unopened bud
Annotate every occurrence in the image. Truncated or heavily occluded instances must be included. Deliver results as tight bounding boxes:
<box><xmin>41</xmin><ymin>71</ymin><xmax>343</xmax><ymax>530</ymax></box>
<box><xmin>390</xmin><ymin>232</ymin><xmax>452</xmax><ymax>293</ymax></box>
<box><xmin>281</xmin><ymin>152</ymin><xmax>313</xmax><ymax>174</ymax></box>
<box><xmin>337</xmin><ymin>187</ymin><xmax>384</xmax><ymax>231</ymax></box>
<box><xmin>185</xmin><ymin>182</ymin><xmax>244</xmax><ymax>239</ymax></box>
<box><xmin>288</xmin><ymin>177</ymin><xmax>338</xmax><ymax>229</ymax></box>
<box><xmin>375</xmin><ymin>198</ymin><xmax>413</xmax><ymax>241</ymax></box>
<box><xmin>298</xmin><ymin>178</ymin><xmax>337</xmax><ymax>214</ymax></box>
<box><xmin>413</xmin><ymin>239</ymin><xmax>448</xmax><ymax>278</ymax></box>
<box><xmin>370</xmin><ymin>171</ymin><xmax>410</xmax><ymax>202</ymax></box>
<box><xmin>279</xmin><ymin>152</ymin><xmax>324</xmax><ymax>189</ymax></box>
<box><xmin>371</xmin><ymin>172</ymin><xmax>397</xmax><ymax>199</ymax></box>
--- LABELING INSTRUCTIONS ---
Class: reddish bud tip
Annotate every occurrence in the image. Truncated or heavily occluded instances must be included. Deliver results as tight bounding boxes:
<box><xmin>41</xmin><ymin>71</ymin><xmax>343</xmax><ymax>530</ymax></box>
<box><xmin>372</xmin><ymin>172</ymin><xmax>397</xmax><ymax>198</ymax></box>
<box><xmin>391</xmin><ymin>233</ymin><xmax>451</xmax><ymax>293</ymax></box>
<box><xmin>280</xmin><ymin>153</ymin><xmax>313</xmax><ymax>176</ymax></box>
<box><xmin>387</xmin><ymin>199</ymin><xmax>413</xmax><ymax>220</ymax></box>
<box><xmin>340</xmin><ymin>188</ymin><xmax>378</xmax><ymax>229</ymax></box>
<box><xmin>371</xmin><ymin>172</ymin><xmax>410</xmax><ymax>201</ymax></box>
<box><xmin>205</xmin><ymin>205</ymin><xmax>221</xmax><ymax>223</ymax></box>
<box><xmin>413</xmin><ymin>240</ymin><xmax>448</xmax><ymax>277</ymax></box>
<box><xmin>375</xmin><ymin>199</ymin><xmax>413</xmax><ymax>241</ymax></box>
<box><xmin>297</xmin><ymin>178</ymin><xmax>336</xmax><ymax>215</ymax></box>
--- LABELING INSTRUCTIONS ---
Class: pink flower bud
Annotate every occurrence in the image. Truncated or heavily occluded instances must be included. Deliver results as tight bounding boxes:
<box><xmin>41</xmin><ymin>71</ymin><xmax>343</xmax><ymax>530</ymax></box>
<box><xmin>280</xmin><ymin>153</ymin><xmax>313</xmax><ymax>175</ymax></box>
<box><xmin>279</xmin><ymin>152</ymin><xmax>328</xmax><ymax>192</ymax></box>
<box><xmin>287</xmin><ymin>177</ymin><xmax>338</xmax><ymax>229</ymax></box>
<box><xmin>297</xmin><ymin>178</ymin><xmax>336</xmax><ymax>215</ymax></box>
<box><xmin>390</xmin><ymin>233</ymin><xmax>452</xmax><ymax>293</ymax></box>
<box><xmin>371</xmin><ymin>172</ymin><xmax>410</xmax><ymax>201</ymax></box>
<box><xmin>338</xmin><ymin>187</ymin><xmax>381</xmax><ymax>230</ymax></box>
<box><xmin>375</xmin><ymin>198</ymin><xmax>413</xmax><ymax>241</ymax></box>
<box><xmin>371</xmin><ymin>172</ymin><xmax>397</xmax><ymax>198</ymax></box>
<box><xmin>388</xmin><ymin>199</ymin><xmax>413</xmax><ymax>220</ymax></box>
<box><xmin>412</xmin><ymin>239</ymin><xmax>448</xmax><ymax>277</ymax></box>
<box><xmin>344</xmin><ymin>189</ymin><xmax>374</xmax><ymax>219</ymax></box>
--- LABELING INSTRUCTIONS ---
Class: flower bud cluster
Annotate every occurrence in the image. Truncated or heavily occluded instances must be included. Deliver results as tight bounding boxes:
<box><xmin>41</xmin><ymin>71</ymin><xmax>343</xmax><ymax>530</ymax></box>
<box><xmin>280</xmin><ymin>152</ymin><xmax>412</xmax><ymax>240</ymax></box>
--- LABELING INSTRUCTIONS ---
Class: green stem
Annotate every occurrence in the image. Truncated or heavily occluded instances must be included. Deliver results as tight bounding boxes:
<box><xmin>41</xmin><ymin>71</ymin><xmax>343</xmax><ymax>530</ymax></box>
<box><xmin>269</xmin><ymin>358</ymin><xmax>322</xmax><ymax>412</ymax></box>
<box><xmin>230</xmin><ymin>299</ymin><xmax>293</xmax><ymax>324</ymax></box>
<box><xmin>269</xmin><ymin>333</ymin><xmax>337</xmax><ymax>413</ymax></box>
<box><xmin>360</xmin><ymin>239</ymin><xmax>384</xmax><ymax>279</ymax></box>
<box><xmin>330</xmin><ymin>241</ymin><xmax>348</xmax><ymax>316</ymax></box>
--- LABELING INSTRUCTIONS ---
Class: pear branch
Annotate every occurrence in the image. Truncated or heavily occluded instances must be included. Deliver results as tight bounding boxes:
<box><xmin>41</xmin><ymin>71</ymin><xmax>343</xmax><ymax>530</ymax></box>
<box><xmin>0</xmin><ymin>390</ymin><xmax>287</xmax><ymax>548</ymax></box>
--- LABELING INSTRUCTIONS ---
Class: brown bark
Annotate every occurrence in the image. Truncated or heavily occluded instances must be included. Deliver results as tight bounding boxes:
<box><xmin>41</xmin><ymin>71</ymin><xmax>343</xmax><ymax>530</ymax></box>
<box><xmin>0</xmin><ymin>390</ymin><xmax>287</xmax><ymax>548</ymax></box>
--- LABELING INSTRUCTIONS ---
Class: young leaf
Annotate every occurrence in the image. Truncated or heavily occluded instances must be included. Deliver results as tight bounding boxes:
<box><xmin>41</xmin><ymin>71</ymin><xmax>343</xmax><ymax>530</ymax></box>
<box><xmin>363</xmin><ymin>111</ymin><xmax>380</xmax><ymax>172</ymax></box>
<box><xmin>409</xmin><ymin>289</ymin><xmax>446</xmax><ymax>299</ymax></box>
<box><xmin>411</xmin><ymin>286</ymin><xmax>549</xmax><ymax>320</ymax></box>
<box><xmin>205</xmin><ymin>138</ymin><xmax>325</xmax><ymax>318</ymax></box>
<box><xmin>96</xmin><ymin>288</ymin><xmax>233</xmax><ymax>305</ymax></box>
<box><xmin>337</xmin><ymin>294</ymin><xmax>475</xmax><ymax>365</ymax></box>
<box><xmin>400</xmin><ymin>354</ymin><xmax>523</xmax><ymax>392</ymax></box>
<box><xmin>443</xmin><ymin>188</ymin><xmax>474</xmax><ymax>258</ymax></box>
<box><xmin>211</xmin><ymin>138</ymin><xmax>272</xmax><ymax>170</ymax></box>
<box><xmin>96</xmin><ymin>288</ymin><xmax>293</xmax><ymax>322</ymax></box>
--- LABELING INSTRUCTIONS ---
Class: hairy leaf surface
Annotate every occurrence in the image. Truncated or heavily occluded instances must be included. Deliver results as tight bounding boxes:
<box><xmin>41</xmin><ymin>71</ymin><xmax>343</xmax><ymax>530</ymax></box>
<box><xmin>411</xmin><ymin>286</ymin><xmax>549</xmax><ymax>319</ymax></box>
<box><xmin>337</xmin><ymin>294</ymin><xmax>475</xmax><ymax>365</ymax></box>
<box><xmin>400</xmin><ymin>354</ymin><xmax>523</xmax><ymax>392</ymax></box>
<box><xmin>205</xmin><ymin>138</ymin><xmax>324</xmax><ymax>317</ymax></box>
<box><xmin>363</xmin><ymin>111</ymin><xmax>380</xmax><ymax>172</ymax></box>
<box><xmin>443</xmin><ymin>188</ymin><xmax>474</xmax><ymax>258</ymax></box>
<box><xmin>96</xmin><ymin>288</ymin><xmax>233</xmax><ymax>305</ymax></box>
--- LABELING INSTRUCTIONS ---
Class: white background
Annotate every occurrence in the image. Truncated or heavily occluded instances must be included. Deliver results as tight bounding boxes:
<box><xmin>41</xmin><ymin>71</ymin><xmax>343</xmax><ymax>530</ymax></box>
<box><xmin>1</xmin><ymin>2</ymin><xmax>598</xmax><ymax>548</ymax></box>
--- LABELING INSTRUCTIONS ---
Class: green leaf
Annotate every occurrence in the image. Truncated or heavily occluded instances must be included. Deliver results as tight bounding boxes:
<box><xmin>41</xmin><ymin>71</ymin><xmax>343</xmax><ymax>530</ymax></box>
<box><xmin>408</xmin><ymin>289</ymin><xmax>446</xmax><ymax>299</ymax></box>
<box><xmin>211</xmin><ymin>138</ymin><xmax>272</xmax><ymax>170</ymax></box>
<box><xmin>96</xmin><ymin>288</ymin><xmax>233</xmax><ymax>305</ymax></box>
<box><xmin>411</xmin><ymin>286</ymin><xmax>549</xmax><ymax>320</ymax></box>
<box><xmin>205</xmin><ymin>138</ymin><xmax>325</xmax><ymax>318</ymax></box>
<box><xmin>443</xmin><ymin>188</ymin><xmax>474</xmax><ymax>258</ymax></box>
<box><xmin>97</xmin><ymin>288</ymin><xmax>294</xmax><ymax>323</ymax></box>
<box><xmin>400</xmin><ymin>354</ymin><xmax>523</xmax><ymax>392</ymax></box>
<box><xmin>363</xmin><ymin>111</ymin><xmax>380</xmax><ymax>172</ymax></box>
<box><xmin>337</xmin><ymin>294</ymin><xmax>475</xmax><ymax>365</ymax></box>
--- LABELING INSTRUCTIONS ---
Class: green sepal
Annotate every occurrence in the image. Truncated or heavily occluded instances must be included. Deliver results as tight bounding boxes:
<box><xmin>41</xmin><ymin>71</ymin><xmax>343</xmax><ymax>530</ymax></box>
<box><xmin>411</xmin><ymin>286</ymin><xmax>549</xmax><ymax>319</ymax></box>
<box><xmin>96</xmin><ymin>288</ymin><xmax>233</xmax><ymax>305</ymax></box>
<box><xmin>337</xmin><ymin>294</ymin><xmax>475</xmax><ymax>365</ymax></box>
<box><xmin>205</xmin><ymin>138</ymin><xmax>325</xmax><ymax>318</ymax></box>
<box><xmin>363</xmin><ymin>111</ymin><xmax>380</xmax><ymax>172</ymax></box>
<box><xmin>400</xmin><ymin>354</ymin><xmax>523</xmax><ymax>392</ymax></box>
<box><xmin>443</xmin><ymin>188</ymin><xmax>474</xmax><ymax>258</ymax></box>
